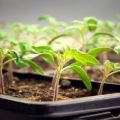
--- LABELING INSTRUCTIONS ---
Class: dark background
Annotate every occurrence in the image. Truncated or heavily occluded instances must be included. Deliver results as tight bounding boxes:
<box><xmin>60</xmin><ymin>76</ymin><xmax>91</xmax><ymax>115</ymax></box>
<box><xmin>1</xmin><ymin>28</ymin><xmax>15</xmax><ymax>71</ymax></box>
<box><xmin>0</xmin><ymin>0</ymin><xmax>120</xmax><ymax>23</ymax></box>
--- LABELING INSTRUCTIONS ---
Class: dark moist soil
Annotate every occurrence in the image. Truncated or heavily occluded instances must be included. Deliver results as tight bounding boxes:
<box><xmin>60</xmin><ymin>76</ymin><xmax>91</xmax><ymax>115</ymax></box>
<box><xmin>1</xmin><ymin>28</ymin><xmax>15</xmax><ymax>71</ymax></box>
<box><xmin>3</xmin><ymin>75</ymin><xmax>115</xmax><ymax>102</ymax></box>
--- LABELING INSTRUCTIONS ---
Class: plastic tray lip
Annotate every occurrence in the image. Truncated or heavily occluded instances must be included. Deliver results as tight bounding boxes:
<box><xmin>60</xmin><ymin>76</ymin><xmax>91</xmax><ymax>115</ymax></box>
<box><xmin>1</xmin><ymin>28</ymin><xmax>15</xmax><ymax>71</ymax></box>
<box><xmin>1</xmin><ymin>70</ymin><xmax>120</xmax><ymax>105</ymax></box>
<box><xmin>41</xmin><ymin>106</ymin><xmax>120</xmax><ymax>118</ymax></box>
<box><xmin>0</xmin><ymin>93</ymin><xmax>120</xmax><ymax>105</ymax></box>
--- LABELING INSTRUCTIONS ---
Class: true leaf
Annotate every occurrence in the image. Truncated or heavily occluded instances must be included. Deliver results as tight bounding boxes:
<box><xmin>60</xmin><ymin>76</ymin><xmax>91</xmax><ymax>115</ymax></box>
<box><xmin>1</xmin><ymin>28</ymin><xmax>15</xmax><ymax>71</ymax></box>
<box><xmin>32</xmin><ymin>45</ymin><xmax>53</xmax><ymax>53</ymax></box>
<box><xmin>104</xmin><ymin>60</ymin><xmax>114</xmax><ymax>73</ymax></box>
<box><xmin>15</xmin><ymin>59</ymin><xmax>28</xmax><ymax>67</ymax></box>
<box><xmin>88</xmin><ymin>47</ymin><xmax>113</xmax><ymax>57</ymax></box>
<box><xmin>70</xmin><ymin>64</ymin><xmax>92</xmax><ymax>90</ymax></box>
<box><xmin>38</xmin><ymin>15</ymin><xmax>57</xmax><ymax>25</ymax></box>
<box><xmin>73</xmin><ymin>51</ymin><xmax>99</xmax><ymax>65</ymax></box>
<box><xmin>84</xmin><ymin>17</ymin><xmax>97</xmax><ymax>31</ymax></box>
<box><xmin>18</xmin><ymin>41</ymin><xmax>30</xmax><ymax>54</ymax></box>
<box><xmin>7</xmin><ymin>51</ymin><xmax>19</xmax><ymax>62</ymax></box>
<box><xmin>114</xmin><ymin>46</ymin><xmax>120</xmax><ymax>55</ymax></box>
<box><xmin>41</xmin><ymin>54</ymin><xmax>54</xmax><ymax>63</ymax></box>
<box><xmin>104</xmin><ymin>60</ymin><xmax>120</xmax><ymax>73</ymax></box>
<box><xmin>22</xmin><ymin>59</ymin><xmax>44</xmax><ymax>74</ymax></box>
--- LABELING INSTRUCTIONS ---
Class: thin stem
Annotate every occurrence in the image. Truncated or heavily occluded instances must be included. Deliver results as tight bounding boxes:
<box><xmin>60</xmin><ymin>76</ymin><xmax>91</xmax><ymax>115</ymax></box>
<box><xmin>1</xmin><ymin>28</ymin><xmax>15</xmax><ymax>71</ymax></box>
<box><xmin>52</xmin><ymin>60</ymin><xmax>64</xmax><ymax>101</ymax></box>
<box><xmin>8</xmin><ymin>61</ymin><xmax>14</xmax><ymax>83</ymax></box>
<box><xmin>52</xmin><ymin>67</ymin><xmax>62</xmax><ymax>101</ymax></box>
<box><xmin>98</xmin><ymin>74</ymin><xmax>107</xmax><ymax>95</ymax></box>
<box><xmin>98</xmin><ymin>67</ymin><xmax>120</xmax><ymax>95</ymax></box>
<box><xmin>3</xmin><ymin>58</ymin><xmax>15</xmax><ymax>66</ymax></box>
<box><xmin>103</xmin><ymin>51</ymin><xmax>107</xmax><ymax>63</ymax></box>
<box><xmin>0</xmin><ymin>59</ymin><xmax>5</xmax><ymax>94</ymax></box>
<box><xmin>107</xmin><ymin>70</ymin><xmax>120</xmax><ymax>78</ymax></box>
<box><xmin>48</xmin><ymin>34</ymin><xmax>69</xmax><ymax>45</ymax></box>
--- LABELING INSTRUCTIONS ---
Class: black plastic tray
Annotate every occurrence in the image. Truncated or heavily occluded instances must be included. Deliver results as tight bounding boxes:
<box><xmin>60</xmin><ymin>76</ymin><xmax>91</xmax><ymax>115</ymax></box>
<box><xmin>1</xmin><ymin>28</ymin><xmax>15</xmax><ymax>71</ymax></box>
<box><xmin>0</xmin><ymin>71</ymin><xmax>120</xmax><ymax>120</ymax></box>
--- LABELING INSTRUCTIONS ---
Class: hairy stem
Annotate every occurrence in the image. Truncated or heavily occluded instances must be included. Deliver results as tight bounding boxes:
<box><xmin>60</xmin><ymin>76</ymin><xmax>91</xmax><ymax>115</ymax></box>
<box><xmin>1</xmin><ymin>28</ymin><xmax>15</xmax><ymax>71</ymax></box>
<box><xmin>98</xmin><ymin>70</ymin><xmax>120</xmax><ymax>95</ymax></box>
<box><xmin>8</xmin><ymin>61</ymin><xmax>13</xmax><ymax>84</ymax></box>
<box><xmin>98</xmin><ymin>75</ymin><xmax>107</xmax><ymax>95</ymax></box>
<box><xmin>52</xmin><ymin>64</ymin><xmax>63</xmax><ymax>101</ymax></box>
<box><xmin>107</xmin><ymin>70</ymin><xmax>120</xmax><ymax>78</ymax></box>
<box><xmin>3</xmin><ymin>58</ymin><xmax>15</xmax><ymax>66</ymax></box>
<box><xmin>0</xmin><ymin>59</ymin><xmax>5</xmax><ymax>94</ymax></box>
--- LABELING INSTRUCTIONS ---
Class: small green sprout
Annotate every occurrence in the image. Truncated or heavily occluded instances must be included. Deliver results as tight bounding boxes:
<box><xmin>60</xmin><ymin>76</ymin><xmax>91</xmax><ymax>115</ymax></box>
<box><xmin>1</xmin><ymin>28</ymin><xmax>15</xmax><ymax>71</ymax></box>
<box><xmin>47</xmin><ymin>17</ymin><xmax>98</xmax><ymax>51</ymax></box>
<box><xmin>32</xmin><ymin>46</ymin><xmax>112</xmax><ymax>101</ymax></box>
<box><xmin>87</xmin><ymin>47</ymin><xmax>117</xmax><ymax>95</ymax></box>
<box><xmin>0</xmin><ymin>48</ymin><xmax>18</xmax><ymax>94</ymax></box>
<box><xmin>98</xmin><ymin>60</ymin><xmax>120</xmax><ymax>95</ymax></box>
<box><xmin>0</xmin><ymin>44</ymin><xmax>43</xmax><ymax>94</ymax></box>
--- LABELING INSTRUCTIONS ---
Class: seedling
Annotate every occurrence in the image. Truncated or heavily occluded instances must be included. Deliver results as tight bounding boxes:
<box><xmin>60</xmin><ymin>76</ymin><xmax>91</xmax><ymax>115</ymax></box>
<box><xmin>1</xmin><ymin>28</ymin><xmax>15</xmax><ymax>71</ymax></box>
<box><xmin>0</xmin><ymin>43</ymin><xmax>43</xmax><ymax>94</ymax></box>
<box><xmin>0</xmin><ymin>48</ymin><xmax>19</xmax><ymax>94</ymax></box>
<box><xmin>87</xmin><ymin>47</ymin><xmax>118</xmax><ymax>95</ymax></box>
<box><xmin>41</xmin><ymin>17</ymin><xmax>98</xmax><ymax>49</ymax></box>
<box><xmin>97</xmin><ymin>60</ymin><xmax>120</xmax><ymax>95</ymax></box>
<box><xmin>33</xmin><ymin>45</ymin><xmax>112</xmax><ymax>101</ymax></box>
<box><xmin>38</xmin><ymin>15</ymin><xmax>67</xmax><ymax>28</ymax></box>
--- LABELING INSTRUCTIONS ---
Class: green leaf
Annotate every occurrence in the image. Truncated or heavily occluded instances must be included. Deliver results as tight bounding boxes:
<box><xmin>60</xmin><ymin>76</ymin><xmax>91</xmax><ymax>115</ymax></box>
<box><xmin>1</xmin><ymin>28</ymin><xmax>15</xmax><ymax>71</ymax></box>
<box><xmin>84</xmin><ymin>17</ymin><xmax>97</xmax><ymax>31</ymax></box>
<box><xmin>104</xmin><ymin>60</ymin><xmax>115</xmax><ymax>73</ymax></box>
<box><xmin>38</xmin><ymin>15</ymin><xmax>57</xmax><ymax>25</ymax></box>
<box><xmin>32</xmin><ymin>45</ymin><xmax>53</xmax><ymax>53</ymax></box>
<box><xmin>93</xmin><ymin>32</ymin><xmax>120</xmax><ymax>42</ymax></box>
<box><xmin>23</xmin><ymin>53</ymin><xmax>38</xmax><ymax>59</ymax></box>
<box><xmin>41</xmin><ymin>54</ymin><xmax>54</xmax><ymax>63</ymax></box>
<box><xmin>18</xmin><ymin>41</ymin><xmax>30</xmax><ymax>54</ymax></box>
<box><xmin>93</xmin><ymin>32</ymin><xmax>114</xmax><ymax>38</ymax></box>
<box><xmin>63</xmin><ymin>49</ymin><xmax>99</xmax><ymax>66</ymax></box>
<box><xmin>73</xmin><ymin>51</ymin><xmax>99</xmax><ymax>66</ymax></box>
<box><xmin>104</xmin><ymin>60</ymin><xmax>120</xmax><ymax>73</ymax></box>
<box><xmin>114</xmin><ymin>46</ymin><xmax>120</xmax><ymax>55</ymax></box>
<box><xmin>15</xmin><ymin>58</ymin><xmax>44</xmax><ymax>74</ymax></box>
<box><xmin>70</xmin><ymin>64</ymin><xmax>92</xmax><ymax>90</ymax></box>
<box><xmin>0</xmin><ymin>47</ymin><xmax>3</xmax><ymax>58</ymax></box>
<box><xmin>11</xmin><ymin>51</ymin><xmax>19</xmax><ymax>62</ymax></box>
<box><xmin>15</xmin><ymin>59</ymin><xmax>28</xmax><ymax>67</ymax></box>
<box><xmin>22</xmin><ymin>59</ymin><xmax>44</xmax><ymax>74</ymax></box>
<box><xmin>7</xmin><ymin>51</ymin><xmax>19</xmax><ymax>62</ymax></box>
<box><xmin>88</xmin><ymin>47</ymin><xmax>113</xmax><ymax>57</ymax></box>
<box><xmin>62</xmin><ymin>62</ymin><xmax>82</xmax><ymax>72</ymax></box>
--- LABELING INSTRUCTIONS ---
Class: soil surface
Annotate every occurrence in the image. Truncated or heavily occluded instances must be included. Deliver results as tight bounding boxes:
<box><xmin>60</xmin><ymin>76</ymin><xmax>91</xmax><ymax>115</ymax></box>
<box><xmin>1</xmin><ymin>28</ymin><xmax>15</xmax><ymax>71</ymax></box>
<box><xmin>3</xmin><ymin>74</ymin><xmax>115</xmax><ymax>102</ymax></box>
